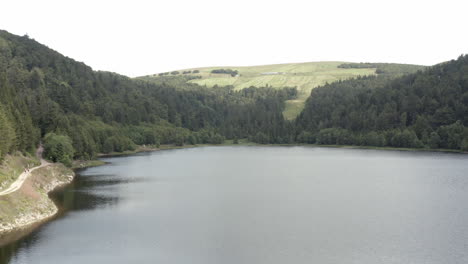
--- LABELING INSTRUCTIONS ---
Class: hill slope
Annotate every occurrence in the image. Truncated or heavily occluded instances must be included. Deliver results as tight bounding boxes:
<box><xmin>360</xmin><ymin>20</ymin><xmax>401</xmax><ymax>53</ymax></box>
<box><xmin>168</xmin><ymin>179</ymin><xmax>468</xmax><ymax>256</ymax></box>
<box><xmin>0</xmin><ymin>29</ymin><xmax>297</xmax><ymax>162</ymax></box>
<box><xmin>296</xmin><ymin>55</ymin><xmax>468</xmax><ymax>150</ymax></box>
<box><xmin>141</xmin><ymin>62</ymin><xmax>425</xmax><ymax>119</ymax></box>
<box><xmin>1</xmin><ymin>28</ymin><xmax>465</xmax><ymax>166</ymax></box>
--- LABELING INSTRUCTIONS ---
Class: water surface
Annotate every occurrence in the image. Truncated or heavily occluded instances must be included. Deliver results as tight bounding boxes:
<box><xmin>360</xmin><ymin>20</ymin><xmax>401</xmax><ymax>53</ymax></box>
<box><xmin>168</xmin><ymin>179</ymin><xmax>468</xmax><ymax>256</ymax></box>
<box><xmin>2</xmin><ymin>146</ymin><xmax>468</xmax><ymax>264</ymax></box>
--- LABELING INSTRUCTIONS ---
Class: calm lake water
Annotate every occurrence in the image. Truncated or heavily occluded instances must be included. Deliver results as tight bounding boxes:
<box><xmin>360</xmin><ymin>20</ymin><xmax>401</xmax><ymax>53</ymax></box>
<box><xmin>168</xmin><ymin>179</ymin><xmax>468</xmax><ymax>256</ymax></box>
<box><xmin>1</xmin><ymin>146</ymin><xmax>468</xmax><ymax>264</ymax></box>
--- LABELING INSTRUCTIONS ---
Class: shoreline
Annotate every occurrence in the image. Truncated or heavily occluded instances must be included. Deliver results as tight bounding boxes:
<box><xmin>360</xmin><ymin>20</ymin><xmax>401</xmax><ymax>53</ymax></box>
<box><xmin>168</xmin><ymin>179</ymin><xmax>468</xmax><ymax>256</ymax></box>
<box><xmin>99</xmin><ymin>142</ymin><xmax>468</xmax><ymax>158</ymax></box>
<box><xmin>1</xmin><ymin>142</ymin><xmax>465</xmax><ymax>245</ymax></box>
<box><xmin>151</xmin><ymin>142</ymin><xmax>468</xmax><ymax>154</ymax></box>
<box><xmin>96</xmin><ymin>144</ymin><xmax>200</xmax><ymax>158</ymax></box>
<box><xmin>0</xmin><ymin>144</ymin><xmax>203</xmax><ymax>244</ymax></box>
<box><xmin>259</xmin><ymin>143</ymin><xmax>468</xmax><ymax>154</ymax></box>
<box><xmin>0</xmin><ymin>164</ymin><xmax>74</xmax><ymax>244</ymax></box>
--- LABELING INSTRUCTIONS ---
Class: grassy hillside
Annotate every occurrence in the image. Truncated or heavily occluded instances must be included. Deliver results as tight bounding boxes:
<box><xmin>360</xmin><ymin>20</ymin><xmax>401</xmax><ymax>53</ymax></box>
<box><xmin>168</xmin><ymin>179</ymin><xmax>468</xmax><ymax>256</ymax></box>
<box><xmin>141</xmin><ymin>62</ymin><xmax>424</xmax><ymax>119</ymax></box>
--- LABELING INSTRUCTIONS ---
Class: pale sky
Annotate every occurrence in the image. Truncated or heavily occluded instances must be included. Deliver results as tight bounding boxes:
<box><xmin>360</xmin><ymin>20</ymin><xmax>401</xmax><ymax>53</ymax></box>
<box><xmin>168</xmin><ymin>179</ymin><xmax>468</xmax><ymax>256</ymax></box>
<box><xmin>1</xmin><ymin>0</ymin><xmax>467</xmax><ymax>77</ymax></box>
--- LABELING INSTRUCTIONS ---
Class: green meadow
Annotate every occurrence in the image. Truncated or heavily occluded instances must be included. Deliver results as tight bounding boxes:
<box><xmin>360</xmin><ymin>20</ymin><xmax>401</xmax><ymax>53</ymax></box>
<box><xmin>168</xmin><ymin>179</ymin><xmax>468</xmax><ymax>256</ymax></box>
<box><xmin>142</xmin><ymin>61</ymin><xmax>425</xmax><ymax>120</ymax></box>
<box><xmin>146</xmin><ymin>62</ymin><xmax>377</xmax><ymax>119</ymax></box>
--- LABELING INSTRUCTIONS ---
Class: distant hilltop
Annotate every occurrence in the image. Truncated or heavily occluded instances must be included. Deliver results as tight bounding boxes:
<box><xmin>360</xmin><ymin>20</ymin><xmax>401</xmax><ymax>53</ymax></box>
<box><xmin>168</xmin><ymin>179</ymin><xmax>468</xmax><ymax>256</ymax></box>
<box><xmin>139</xmin><ymin>62</ymin><xmax>425</xmax><ymax>119</ymax></box>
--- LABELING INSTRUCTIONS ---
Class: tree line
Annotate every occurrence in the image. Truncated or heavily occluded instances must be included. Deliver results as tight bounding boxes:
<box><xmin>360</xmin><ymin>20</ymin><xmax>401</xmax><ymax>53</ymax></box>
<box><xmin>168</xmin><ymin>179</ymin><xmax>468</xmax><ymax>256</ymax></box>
<box><xmin>297</xmin><ymin>55</ymin><xmax>468</xmax><ymax>151</ymax></box>
<box><xmin>210</xmin><ymin>69</ymin><xmax>238</xmax><ymax>77</ymax></box>
<box><xmin>1</xmin><ymin>29</ymin><xmax>466</xmax><ymax>167</ymax></box>
<box><xmin>0</xmin><ymin>30</ymin><xmax>295</xmax><ymax>163</ymax></box>
<box><xmin>338</xmin><ymin>62</ymin><xmax>426</xmax><ymax>75</ymax></box>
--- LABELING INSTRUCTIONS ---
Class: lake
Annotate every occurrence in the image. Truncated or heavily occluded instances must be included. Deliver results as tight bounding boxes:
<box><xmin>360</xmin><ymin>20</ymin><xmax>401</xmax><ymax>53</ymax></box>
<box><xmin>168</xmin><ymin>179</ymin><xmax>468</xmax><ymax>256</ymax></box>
<box><xmin>1</xmin><ymin>146</ymin><xmax>468</xmax><ymax>264</ymax></box>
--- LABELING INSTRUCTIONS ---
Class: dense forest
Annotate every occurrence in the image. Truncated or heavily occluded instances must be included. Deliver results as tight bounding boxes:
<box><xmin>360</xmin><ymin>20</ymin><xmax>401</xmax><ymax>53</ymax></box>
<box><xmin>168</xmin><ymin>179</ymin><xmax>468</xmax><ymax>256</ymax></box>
<box><xmin>0</xmin><ymin>29</ymin><xmax>466</xmax><ymax>167</ymax></box>
<box><xmin>0</xmin><ymin>30</ymin><xmax>295</xmax><ymax>164</ymax></box>
<box><xmin>297</xmin><ymin>56</ymin><xmax>468</xmax><ymax>150</ymax></box>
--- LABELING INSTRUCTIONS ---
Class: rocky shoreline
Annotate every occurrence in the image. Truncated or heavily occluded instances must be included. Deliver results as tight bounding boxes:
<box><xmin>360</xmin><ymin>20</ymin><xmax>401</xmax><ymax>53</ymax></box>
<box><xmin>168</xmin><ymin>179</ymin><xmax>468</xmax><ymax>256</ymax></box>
<box><xmin>0</xmin><ymin>164</ymin><xmax>74</xmax><ymax>236</ymax></box>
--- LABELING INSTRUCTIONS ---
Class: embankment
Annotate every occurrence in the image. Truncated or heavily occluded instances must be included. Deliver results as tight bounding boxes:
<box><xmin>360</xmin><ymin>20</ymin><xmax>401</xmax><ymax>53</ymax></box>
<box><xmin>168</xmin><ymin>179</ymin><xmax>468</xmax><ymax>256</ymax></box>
<box><xmin>0</xmin><ymin>163</ymin><xmax>74</xmax><ymax>237</ymax></box>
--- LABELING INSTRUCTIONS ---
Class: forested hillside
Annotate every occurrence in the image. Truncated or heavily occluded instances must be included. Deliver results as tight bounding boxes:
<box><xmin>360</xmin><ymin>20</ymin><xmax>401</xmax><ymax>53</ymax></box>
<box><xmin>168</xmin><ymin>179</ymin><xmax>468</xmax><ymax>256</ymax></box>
<box><xmin>0</xmin><ymin>29</ymin><xmax>466</xmax><ymax>168</ymax></box>
<box><xmin>297</xmin><ymin>55</ymin><xmax>468</xmax><ymax>150</ymax></box>
<box><xmin>0</xmin><ymin>30</ymin><xmax>295</xmax><ymax>163</ymax></box>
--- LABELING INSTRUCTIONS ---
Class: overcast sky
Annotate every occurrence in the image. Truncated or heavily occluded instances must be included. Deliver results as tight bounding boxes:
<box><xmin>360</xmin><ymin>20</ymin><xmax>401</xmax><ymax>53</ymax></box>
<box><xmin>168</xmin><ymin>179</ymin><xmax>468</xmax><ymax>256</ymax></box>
<box><xmin>1</xmin><ymin>0</ymin><xmax>467</xmax><ymax>77</ymax></box>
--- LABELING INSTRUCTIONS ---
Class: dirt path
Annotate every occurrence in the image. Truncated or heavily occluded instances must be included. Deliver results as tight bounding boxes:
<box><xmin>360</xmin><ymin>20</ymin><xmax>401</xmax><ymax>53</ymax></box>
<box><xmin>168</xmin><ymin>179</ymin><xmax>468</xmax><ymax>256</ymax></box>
<box><xmin>0</xmin><ymin>146</ymin><xmax>50</xmax><ymax>196</ymax></box>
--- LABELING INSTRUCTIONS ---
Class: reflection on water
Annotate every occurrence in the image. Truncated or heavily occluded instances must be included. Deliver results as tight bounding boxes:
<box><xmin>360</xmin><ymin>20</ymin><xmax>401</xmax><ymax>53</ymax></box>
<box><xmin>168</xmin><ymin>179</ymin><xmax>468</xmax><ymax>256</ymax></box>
<box><xmin>0</xmin><ymin>170</ymin><xmax>122</xmax><ymax>264</ymax></box>
<box><xmin>52</xmin><ymin>176</ymin><xmax>121</xmax><ymax>212</ymax></box>
<box><xmin>1</xmin><ymin>146</ymin><xmax>468</xmax><ymax>264</ymax></box>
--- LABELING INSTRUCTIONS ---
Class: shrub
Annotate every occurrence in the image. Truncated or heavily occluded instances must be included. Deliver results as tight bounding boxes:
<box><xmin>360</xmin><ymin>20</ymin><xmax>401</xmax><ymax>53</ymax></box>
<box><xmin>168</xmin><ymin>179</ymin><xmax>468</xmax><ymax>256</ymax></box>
<box><xmin>44</xmin><ymin>133</ymin><xmax>75</xmax><ymax>167</ymax></box>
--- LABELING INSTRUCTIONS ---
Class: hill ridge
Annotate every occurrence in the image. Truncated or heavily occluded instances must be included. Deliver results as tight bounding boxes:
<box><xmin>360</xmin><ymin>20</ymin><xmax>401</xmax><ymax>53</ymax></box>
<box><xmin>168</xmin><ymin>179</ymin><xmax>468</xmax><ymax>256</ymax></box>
<box><xmin>140</xmin><ymin>61</ymin><xmax>425</xmax><ymax>119</ymax></box>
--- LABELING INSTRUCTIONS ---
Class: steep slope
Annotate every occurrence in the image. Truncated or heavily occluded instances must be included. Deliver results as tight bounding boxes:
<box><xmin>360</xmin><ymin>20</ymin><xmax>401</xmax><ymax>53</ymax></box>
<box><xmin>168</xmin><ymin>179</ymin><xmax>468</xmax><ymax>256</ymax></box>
<box><xmin>141</xmin><ymin>62</ymin><xmax>425</xmax><ymax>119</ymax></box>
<box><xmin>296</xmin><ymin>55</ymin><xmax>468</xmax><ymax>150</ymax></box>
<box><xmin>0</xmin><ymin>29</ymin><xmax>296</xmax><ymax>163</ymax></box>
